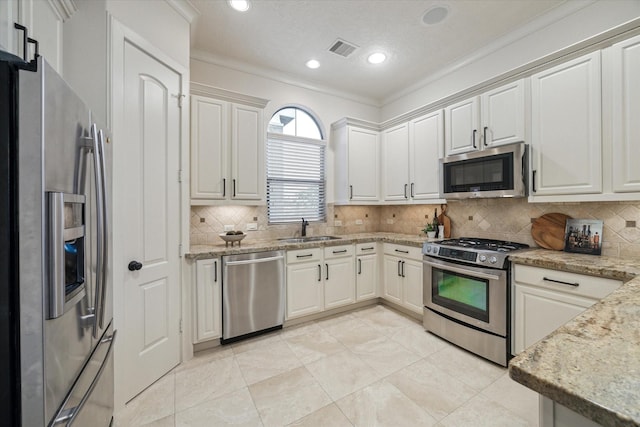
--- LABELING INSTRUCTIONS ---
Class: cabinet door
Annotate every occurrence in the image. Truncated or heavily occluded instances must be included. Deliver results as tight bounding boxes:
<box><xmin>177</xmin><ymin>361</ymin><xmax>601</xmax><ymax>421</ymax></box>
<box><xmin>444</xmin><ymin>97</ymin><xmax>480</xmax><ymax>156</ymax></box>
<box><xmin>356</xmin><ymin>254</ymin><xmax>377</xmax><ymax>301</ymax></box>
<box><xmin>410</xmin><ymin>111</ymin><xmax>443</xmax><ymax>200</ymax></box>
<box><xmin>0</xmin><ymin>0</ymin><xmax>18</xmax><ymax>55</ymax></box>
<box><xmin>191</xmin><ymin>96</ymin><xmax>228</xmax><ymax>201</ymax></box>
<box><xmin>382</xmin><ymin>255</ymin><xmax>402</xmax><ymax>305</ymax></box>
<box><xmin>231</xmin><ymin>104</ymin><xmax>263</xmax><ymax>201</ymax></box>
<box><xmin>402</xmin><ymin>259</ymin><xmax>423</xmax><ymax>315</ymax></box>
<box><xmin>531</xmin><ymin>52</ymin><xmax>602</xmax><ymax>196</ymax></box>
<box><xmin>382</xmin><ymin>123</ymin><xmax>410</xmax><ymax>201</ymax></box>
<box><xmin>611</xmin><ymin>35</ymin><xmax>640</xmax><ymax>193</ymax></box>
<box><xmin>324</xmin><ymin>257</ymin><xmax>356</xmax><ymax>309</ymax></box>
<box><xmin>513</xmin><ymin>283</ymin><xmax>594</xmax><ymax>354</ymax></box>
<box><xmin>481</xmin><ymin>80</ymin><xmax>525</xmax><ymax>148</ymax></box>
<box><xmin>286</xmin><ymin>262</ymin><xmax>323</xmax><ymax>319</ymax></box>
<box><xmin>194</xmin><ymin>259</ymin><xmax>221</xmax><ymax>343</ymax></box>
<box><xmin>348</xmin><ymin>127</ymin><xmax>379</xmax><ymax>201</ymax></box>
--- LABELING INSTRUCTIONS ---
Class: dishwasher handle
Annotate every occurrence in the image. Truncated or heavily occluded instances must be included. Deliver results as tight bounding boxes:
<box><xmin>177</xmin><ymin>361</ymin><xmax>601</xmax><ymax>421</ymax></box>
<box><xmin>224</xmin><ymin>255</ymin><xmax>284</xmax><ymax>266</ymax></box>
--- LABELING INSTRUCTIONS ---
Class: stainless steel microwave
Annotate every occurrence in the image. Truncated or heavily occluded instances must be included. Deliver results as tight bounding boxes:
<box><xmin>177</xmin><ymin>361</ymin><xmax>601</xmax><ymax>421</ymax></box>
<box><xmin>440</xmin><ymin>142</ymin><xmax>528</xmax><ymax>199</ymax></box>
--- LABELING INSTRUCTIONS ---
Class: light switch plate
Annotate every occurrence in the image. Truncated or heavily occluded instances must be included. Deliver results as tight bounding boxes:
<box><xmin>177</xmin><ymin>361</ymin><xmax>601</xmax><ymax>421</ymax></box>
<box><xmin>355</xmin><ymin>219</ymin><xmax>363</xmax><ymax>225</ymax></box>
<box><xmin>246</xmin><ymin>222</ymin><xmax>258</xmax><ymax>231</ymax></box>
<box><xmin>223</xmin><ymin>224</ymin><xmax>234</xmax><ymax>231</ymax></box>
<box><xmin>387</xmin><ymin>218</ymin><xmax>394</xmax><ymax>224</ymax></box>
<box><xmin>334</xmin><ymin>220</ymin><xmax>343</xmax><ymax>226</ymax></box>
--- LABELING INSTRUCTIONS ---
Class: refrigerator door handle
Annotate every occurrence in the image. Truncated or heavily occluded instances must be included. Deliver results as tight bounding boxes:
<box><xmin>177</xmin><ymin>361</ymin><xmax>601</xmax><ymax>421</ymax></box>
<box><xmin>96</xmin><ymin>128</ymin><xmax>109</xmax><ymax>331</ymax></box>
<box><xmin>90</xmin><ymin>124</ymin><xmax>106</xmax><ymax>338</ymax></box>
<box><xmin>52</xmin><ymin>330</ymin><xmax>117</xmax><ymax>426</ymax></box>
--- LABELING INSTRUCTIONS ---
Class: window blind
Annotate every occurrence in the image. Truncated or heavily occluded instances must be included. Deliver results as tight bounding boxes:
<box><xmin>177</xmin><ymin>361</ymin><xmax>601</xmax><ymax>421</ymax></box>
<box><xmin>267</xmin><ymin>136</ymin><xmax>326</xmax><ymax>223</ymax></box>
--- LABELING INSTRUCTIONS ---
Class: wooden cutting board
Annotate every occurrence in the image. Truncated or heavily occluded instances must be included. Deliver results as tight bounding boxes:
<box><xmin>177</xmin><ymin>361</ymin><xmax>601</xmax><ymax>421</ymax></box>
<box><xmin>531</xmin><ymin>213</ymin><xmax>572</xmax><ymax>250</ymax></box>
<box><xmin>437</xmin><ymin>204</ymin><xmax>451</xmax><ymax>238</ymax></box>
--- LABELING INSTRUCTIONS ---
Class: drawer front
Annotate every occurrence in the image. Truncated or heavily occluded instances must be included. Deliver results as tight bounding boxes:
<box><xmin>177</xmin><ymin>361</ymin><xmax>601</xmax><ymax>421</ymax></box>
<box><xmin>286</xmin><ymin>248</ymin><xmax>322</xmax><ymax>264</ymax></box>
<box><xmin>324</xmin><ymin>244</ymin><xmax>355</xmax><ymax>259</ymax></box>
<box><xmin>356</xmin><ymin>242</ymin><xmax>377</xmax><ymax>255</ymax></box>
<box><xmin>383</xmin><ymin>243</ymin><xmax>422</xmax><ymax>260</ymax></box>
<box><xmin>513</xmin><ymin>264</ymin><xmax>622</xmax><ymax>299</ymax></box>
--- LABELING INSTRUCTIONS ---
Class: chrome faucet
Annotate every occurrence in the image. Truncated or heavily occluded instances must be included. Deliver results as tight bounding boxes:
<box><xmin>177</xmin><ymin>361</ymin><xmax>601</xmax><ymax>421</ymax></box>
<box><xmin>301</xmin><ymin>218</ymin><xmax>309</xmax><ymax>236</ymax></box>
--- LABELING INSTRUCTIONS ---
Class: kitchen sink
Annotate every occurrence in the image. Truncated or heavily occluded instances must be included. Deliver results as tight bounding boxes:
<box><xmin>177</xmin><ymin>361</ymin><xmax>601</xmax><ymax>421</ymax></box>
<box><xmin>277</xmin><ymin>236</ymin><xmax>342</xmax><ymax>243</ymax></box>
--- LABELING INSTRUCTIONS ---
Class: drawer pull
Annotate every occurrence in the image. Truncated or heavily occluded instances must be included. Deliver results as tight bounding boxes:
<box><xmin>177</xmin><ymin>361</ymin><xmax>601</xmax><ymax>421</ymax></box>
<box><xmin>361</xmin><ymin>246</ymin><xmax>374</xmax><ymax>251</ymax></box>
<box><xmin>297</xmin><ymin>254</ymin><xmax>313</xmax><ymax>258</ymax></box>
<box><xmin>394</xmin><ymin>249</ymin><xmax>409</xmax><ymax>254</ymax></box>
<box><xmin>332</xmin><ymin>249</ymin><xmax>347</xmax><ymax>254</ymax></box>
<box><xmin>543</xmin><ymin>277</ymin><xmax>579</xmax><ymax>287</ymax></box>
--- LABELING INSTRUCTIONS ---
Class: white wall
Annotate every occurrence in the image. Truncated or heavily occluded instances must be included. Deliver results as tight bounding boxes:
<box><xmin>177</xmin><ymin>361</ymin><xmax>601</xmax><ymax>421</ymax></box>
<box><xmin>381</xmin><ymin>0</ymin><xmax>640</xmax><ymax>121</ymax></box>
<box><xmin>191</xmin><ymin>58</ymin><xmax>381</xmax><ymax>203</ymax></box>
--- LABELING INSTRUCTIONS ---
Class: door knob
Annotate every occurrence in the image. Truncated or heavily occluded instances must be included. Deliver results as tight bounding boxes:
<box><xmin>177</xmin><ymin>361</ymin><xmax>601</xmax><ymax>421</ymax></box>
<box><xmin>128</xmin><ymin>261</ymin><xmax>143</xmax><ymax>271</ymax></box>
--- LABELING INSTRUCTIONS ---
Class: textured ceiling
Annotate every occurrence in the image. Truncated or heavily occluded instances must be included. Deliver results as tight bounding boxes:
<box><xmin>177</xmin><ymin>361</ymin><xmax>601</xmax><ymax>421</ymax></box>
<box><xmin>190</xmin><ymin>0</ymin><xmax>567</xmax><ymax>104</ymax></box>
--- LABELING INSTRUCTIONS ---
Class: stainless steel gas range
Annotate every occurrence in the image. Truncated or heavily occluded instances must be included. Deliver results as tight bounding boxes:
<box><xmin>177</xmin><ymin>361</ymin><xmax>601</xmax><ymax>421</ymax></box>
<box><xmin>422</xmin><ymin>238</ymin><xmax>529</xmax><ymax>366</ymax></box>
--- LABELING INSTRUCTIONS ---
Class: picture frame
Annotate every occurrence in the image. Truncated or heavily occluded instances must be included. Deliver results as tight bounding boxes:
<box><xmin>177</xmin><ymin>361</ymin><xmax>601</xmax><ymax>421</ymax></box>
<box><xmin>564</xmin><ymin>219</ymin><xmax>603</xmax><ymax>255</ymax></box>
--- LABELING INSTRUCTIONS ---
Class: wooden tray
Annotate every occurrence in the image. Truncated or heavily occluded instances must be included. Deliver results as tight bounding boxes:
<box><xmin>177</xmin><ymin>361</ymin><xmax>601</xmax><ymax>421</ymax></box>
<box><xmin>531</xmin><ymin>213</ymin><xmax>572</xmax><ymax>250</ymax></box>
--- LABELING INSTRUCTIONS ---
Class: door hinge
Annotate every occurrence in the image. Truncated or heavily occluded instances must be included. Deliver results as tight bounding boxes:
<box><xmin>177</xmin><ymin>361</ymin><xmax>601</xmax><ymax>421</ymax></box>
<box><xmin>172</xmin><ymin>93</ymin><xmax>185</xmax><ymax>108</ymax></box>
<box><xmin>179</xmin><ymin>243</ymin><xmax>184</xmax><ymax>257</ymax></box>
<box><xmin>179</xmin><ymin>318</ymin><xmax>183</xmax><ymax>333</ymax></box>
<box><xmin>178</xmin><ymin>169</ymin><xmax>182</xmax><ymax>183</ymax></box>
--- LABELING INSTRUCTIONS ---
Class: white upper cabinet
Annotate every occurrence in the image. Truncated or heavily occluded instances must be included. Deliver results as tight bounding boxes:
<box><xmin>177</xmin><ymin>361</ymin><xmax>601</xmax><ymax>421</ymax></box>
<box><xmin>530</xmin><ymin>52</ymin><xmax>602</xmax><ymax>196</ymax></box>
<box><xmin>334</xmin><ymin>121</ymin><xmax>380</xmax><ymax>204</ymax></box>
<box><xmin>3</xmin><ymin>0</ymin><xmax>70</xmax><ymax>73</ymax></box>
<box><xmin>445</xmin><ymin>80</ymin><xmax>525</xmax><ymax>156</ymax></box>
<box><xmin>381</xmin><ymin>123</ymin><xmax>410</xmax><ymax>201</ymax></box>
<box><xmin>381</xmin><ymin>111</ymin><xmax>444</xmax><ymax>203</ymax></box>
<box><xmin>410</xmin><ymin>111</ymin><xmax>444</xmax><ymax>201</ymax></box>
<box><xmin>610</xmin><ymin>34</ymin><xmax>640</xmax><ymax>193</ymax></box>
<box><xmin>190</xmin><ymin>87</ymin><xmax>268</xmax><ymax>205</ymax></box>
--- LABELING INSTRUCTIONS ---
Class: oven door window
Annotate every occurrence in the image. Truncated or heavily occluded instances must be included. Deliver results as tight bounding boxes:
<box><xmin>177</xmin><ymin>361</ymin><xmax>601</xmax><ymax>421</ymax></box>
<box><xmin>431</xmin><ymin>267</ymin><xmax>489</xmax><ymax>323</ymax></box>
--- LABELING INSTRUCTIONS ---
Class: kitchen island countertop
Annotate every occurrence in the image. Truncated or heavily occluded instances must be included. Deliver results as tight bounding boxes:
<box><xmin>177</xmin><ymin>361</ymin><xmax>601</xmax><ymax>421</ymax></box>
<box><xmin>186</xmin><ymin>232</ymin><xmax>430</xmax><ymax>260</ymax></box>
<box><xmin>508</xmin><ymin>249</ymin><xmax>640</xmax><ymax>427</ymax></box>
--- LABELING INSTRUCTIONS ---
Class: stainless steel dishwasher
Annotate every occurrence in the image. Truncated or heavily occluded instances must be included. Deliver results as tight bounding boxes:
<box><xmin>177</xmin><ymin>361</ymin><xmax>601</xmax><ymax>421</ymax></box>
<box><xmin>221</xmin><ymin>250</ymin><xmax>285</xmax><ymax>343</ymax></box>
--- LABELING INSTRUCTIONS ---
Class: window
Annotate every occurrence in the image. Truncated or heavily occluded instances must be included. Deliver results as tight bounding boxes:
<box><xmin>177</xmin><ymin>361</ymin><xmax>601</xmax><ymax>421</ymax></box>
<box><xmin>267</xmin><ymin>107</ymin><xmax>325</xmax><ymax>223</ymax></box>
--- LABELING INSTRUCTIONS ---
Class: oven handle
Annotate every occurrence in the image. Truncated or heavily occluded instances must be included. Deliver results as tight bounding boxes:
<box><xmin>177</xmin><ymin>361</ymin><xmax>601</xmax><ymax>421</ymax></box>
<box><xmin>423</xmin><ymin>257</ymin><xmax>502</xmax><ymax>281</ymax></box>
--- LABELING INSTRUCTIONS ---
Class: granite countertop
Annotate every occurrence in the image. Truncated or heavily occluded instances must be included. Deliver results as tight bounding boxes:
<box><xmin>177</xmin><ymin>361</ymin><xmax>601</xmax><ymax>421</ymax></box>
<box><xmin>508</xmin><ymin>248</ymin><xmax>640</xmax><ymax>282</ymax></box>
<box><xmin>508</xmin><ymin>249</ymin><xmax>640</xmax><ymax>427</ymax></box>
<box><xmin>186</xmin><ymin>232</ymin><xmax>429</xmax><ymax>260</ymax></box>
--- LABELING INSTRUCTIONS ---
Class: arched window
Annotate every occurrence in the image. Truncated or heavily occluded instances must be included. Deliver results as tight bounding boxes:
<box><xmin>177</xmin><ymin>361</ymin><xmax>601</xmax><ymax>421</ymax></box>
<box><xmin>266</xmin><ymin>107</ymin><xmax>325</xmax><ymax>223</ymax></box>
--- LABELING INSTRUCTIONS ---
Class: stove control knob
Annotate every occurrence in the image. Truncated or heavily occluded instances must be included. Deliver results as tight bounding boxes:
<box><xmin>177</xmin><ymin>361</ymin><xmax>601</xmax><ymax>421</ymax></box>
<box><xmin>489</xmin><ymin>256</ymin><xmax>498</xmax><ymax>264</ymax></box>
<box><xmin>426</xmin><ymin>246</ymin><xmax>431</xmax><ymax>253</ymax></box>
<box><xmin>479</xmin><ymin>255</ymin><xmax>487</xmax><ymax>262</ymax></box>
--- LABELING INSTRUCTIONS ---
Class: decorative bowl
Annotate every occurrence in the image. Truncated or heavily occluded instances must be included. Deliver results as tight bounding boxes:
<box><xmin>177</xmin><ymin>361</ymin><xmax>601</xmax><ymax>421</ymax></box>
<box><xmin>218</xmin><ymin>233</ymin><xmax>246</xmax><ymax>247</ymax></box>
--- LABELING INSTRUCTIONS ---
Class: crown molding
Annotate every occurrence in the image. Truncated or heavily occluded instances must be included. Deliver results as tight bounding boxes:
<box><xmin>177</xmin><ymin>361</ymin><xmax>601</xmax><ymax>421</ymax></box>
<box><xmin>330</xmin><ymin>117</ymin><xmax>380</xmax><ymax>132</ymax></box>
<box><xmin>47</xmin><ymin>0</ymin><xmax>77</xmax><ymax>21</ymax></box>
<box><xmin>190</xmin><ymin>49</ymin><xmax>381</xmax><ymax>108</ymax></box>
<box><xmin>190</xmin><ymin>82</ymin><xmax>270</xmax><ymax>108</ymax></box>
<box><xmin>165</xmin><ymin>0</ymin><xmax>200</xmax><ymax>23</ymax></box>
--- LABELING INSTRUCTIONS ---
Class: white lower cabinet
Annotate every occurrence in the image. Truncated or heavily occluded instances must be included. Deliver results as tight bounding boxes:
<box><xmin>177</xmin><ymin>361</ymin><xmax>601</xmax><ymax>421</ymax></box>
<box><xmin>324</xmin><ymin>246</ymin><xmax>356</xmax><ymax>309</ymax></box>
<box><xmin>286</xmin><ymin>248</ymin><xmax>324</xmax><ymax>319</ymax></box>
<box><xmin>512</xmin><ymin>264</ymin><xmax>621</xmax><ymax>354</ymax></box>
<box><xmin>382</xmin><ymin>244</ymin><xmax>423</xmax><ymax>315</ymax></box>
<box><xmin>286</xmin><ymin>245</ymin><xmax>355</xmax><ymax>320</ymax></box>
<box><xmin>355</xmin><ymin>243</ymin><xmax>378</xmax><ymax>301</ymax></box>
<box><xmin>193</xmin><ymin>258</ymin><xmax>222</xmax><ymax>343</ymax></box>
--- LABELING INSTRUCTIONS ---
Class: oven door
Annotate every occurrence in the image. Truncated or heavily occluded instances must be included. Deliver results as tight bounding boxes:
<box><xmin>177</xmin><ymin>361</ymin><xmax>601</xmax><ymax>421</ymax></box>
<box><xmin>423</xmin><ymin>256</ymin><xmax>507</xmax><ymax>336</ymax></box>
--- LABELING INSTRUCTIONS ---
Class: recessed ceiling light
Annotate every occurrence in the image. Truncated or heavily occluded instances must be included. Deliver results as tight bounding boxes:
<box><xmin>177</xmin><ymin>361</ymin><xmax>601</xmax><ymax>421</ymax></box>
<box><xmin>422</xmin><ymin>5</ymin><xmax>449</xmax><ymax>26</ymax></box>
<box><xmin>306</xmin><ymin>59</ymin><xmax>320</xmax><ymax>69</ymax></box>
<box><xmin>367</xmin><ymin>52</ymin><xmax>387</xmax><ymax>65</ymax></box>
<box><xmin>228</xmin><ymin>0</ymin><xmax>250</xmax><ymax>12</ymax></box>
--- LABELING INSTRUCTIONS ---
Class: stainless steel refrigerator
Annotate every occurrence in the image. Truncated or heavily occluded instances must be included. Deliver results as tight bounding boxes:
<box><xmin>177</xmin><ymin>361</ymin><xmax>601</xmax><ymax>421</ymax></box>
<box><xmin>0</xmin><ymin>48</ymin><xmax>115</xmax><ymax>426</ymax></box>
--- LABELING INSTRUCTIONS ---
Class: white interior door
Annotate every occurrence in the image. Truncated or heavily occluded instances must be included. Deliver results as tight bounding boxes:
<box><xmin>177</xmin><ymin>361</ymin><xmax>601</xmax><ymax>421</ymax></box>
<box><xmin>120</xmin><ymin>40</ymin><xmax>181</xmax><ymax>402</ymax></box>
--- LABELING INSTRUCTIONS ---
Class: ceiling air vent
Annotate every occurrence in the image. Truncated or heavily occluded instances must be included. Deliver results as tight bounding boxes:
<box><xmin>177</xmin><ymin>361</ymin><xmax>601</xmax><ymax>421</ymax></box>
<box><xmin>328</xmin><ymin>39</ymin><xmax>358</xmax><ymax>58</ymax></box>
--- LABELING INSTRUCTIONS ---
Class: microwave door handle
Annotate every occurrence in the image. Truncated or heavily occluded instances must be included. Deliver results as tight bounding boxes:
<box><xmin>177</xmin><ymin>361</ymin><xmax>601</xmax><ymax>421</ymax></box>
<box><xmin>97</xmin><ymin>129</ymin><xmax>109</xmax><ymax>330</ymax></box>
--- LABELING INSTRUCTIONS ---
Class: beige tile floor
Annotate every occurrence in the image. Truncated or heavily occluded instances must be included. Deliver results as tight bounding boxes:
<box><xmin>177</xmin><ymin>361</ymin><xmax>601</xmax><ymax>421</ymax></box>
<box><xmin>115</xmin><ymin>305</ymin><xmax>539</xmax><ymax>427</ymax></box>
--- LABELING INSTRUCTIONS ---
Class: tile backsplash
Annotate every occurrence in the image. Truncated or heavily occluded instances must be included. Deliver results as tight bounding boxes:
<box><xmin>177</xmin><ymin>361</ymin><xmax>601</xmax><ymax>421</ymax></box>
<box><xmin>191</xmin><ymin>199</ymin><xmax>640</xmax><ymax>258</ymax></box>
